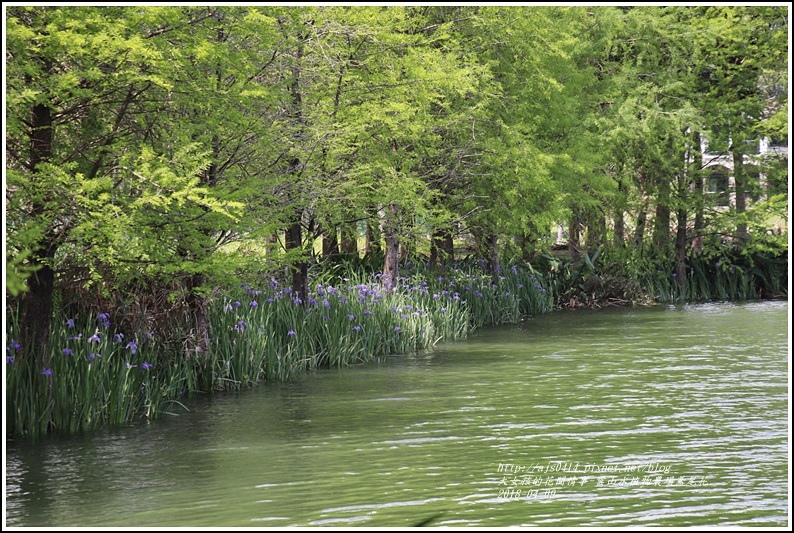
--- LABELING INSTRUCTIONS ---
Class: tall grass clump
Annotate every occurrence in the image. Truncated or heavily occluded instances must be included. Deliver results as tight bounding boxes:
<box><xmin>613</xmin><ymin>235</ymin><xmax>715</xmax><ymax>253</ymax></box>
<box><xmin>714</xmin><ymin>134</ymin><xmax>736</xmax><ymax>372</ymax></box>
<box><xmin>7</xmin><ymin>259</ymin><xmax>554</xmax><ymax>438</ymax></box>
<box><xmin>6</xmin><ymin>311</ymin><xmax>190</xmax><ymax>439</ymax></box>
<box><xmin>204</xmin><ymin>260</ymin><xmax>553</xmax><ymax>392</ymax></box>
<box><xmin>631</xmin><ymin>248</ymin><xmax>787</xmax><ymax>303</ymax></box>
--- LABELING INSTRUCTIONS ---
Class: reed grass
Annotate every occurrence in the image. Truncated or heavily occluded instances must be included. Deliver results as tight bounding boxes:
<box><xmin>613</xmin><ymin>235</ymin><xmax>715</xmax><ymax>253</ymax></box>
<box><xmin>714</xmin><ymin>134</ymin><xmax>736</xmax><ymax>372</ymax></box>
<box><xmin>5</xmin><ymin>311</ymin><xmax>192</xmax><ymax>438</ymax></box>
<box><xmin>7</xmin><ymin>249</ymin><xmax>784</xmax><ymax>438</ymax></box>
<box><xmin>6</xmin><ymin>260</ymin><xmax>553</xmax><ymax>438</ymax></box>
<box><xmin>620</xmin><ymin>247</ymin><xmax>789</xmax><ymax>304</ymax></box>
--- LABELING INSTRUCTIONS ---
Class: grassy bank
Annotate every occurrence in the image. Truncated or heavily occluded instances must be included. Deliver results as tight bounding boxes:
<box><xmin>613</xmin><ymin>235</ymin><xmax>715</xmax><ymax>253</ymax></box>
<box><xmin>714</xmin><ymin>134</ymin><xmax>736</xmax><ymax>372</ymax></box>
<box><xmin>5</xmin><ymin>249</ymin><xmax>786</xmax><ymax>439</ymax></box>
<box><xmin>6</xmin><ymin>261</ymin><xmax>552</xmax><ymax>439</ymax></box>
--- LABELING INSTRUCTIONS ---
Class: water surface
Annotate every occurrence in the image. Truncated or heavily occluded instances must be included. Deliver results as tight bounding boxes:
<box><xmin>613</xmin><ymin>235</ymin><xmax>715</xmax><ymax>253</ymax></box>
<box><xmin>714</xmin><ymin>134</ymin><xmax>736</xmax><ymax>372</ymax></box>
<box><xmin>5</xmin><ymin>301</ymin><xmax>790</xmax><ymax>527</ymax></box>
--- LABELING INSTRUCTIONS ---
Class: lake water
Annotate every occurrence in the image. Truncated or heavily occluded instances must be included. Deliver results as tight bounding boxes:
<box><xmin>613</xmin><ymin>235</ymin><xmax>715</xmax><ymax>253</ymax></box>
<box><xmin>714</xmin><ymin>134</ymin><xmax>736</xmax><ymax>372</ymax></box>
<box><xmin>4</xmin><ymin>300</ymin><xmax>790</xmax><ymax>527</ymax></box>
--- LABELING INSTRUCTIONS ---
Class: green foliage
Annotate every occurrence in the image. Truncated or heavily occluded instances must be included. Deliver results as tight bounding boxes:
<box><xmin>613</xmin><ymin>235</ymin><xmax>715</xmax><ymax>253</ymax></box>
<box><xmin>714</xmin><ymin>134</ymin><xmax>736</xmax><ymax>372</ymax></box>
<box><xmin>4</xmin><ymin>6</ymin><xmax>787</xmax><ymax>439</ymax></box>
<box><xmin>533</xmin><ymin>247</ymin><xmax>653</xmax><ymax>309</ymax></box>
<box><xmin>5</xmin><ymin>249</ymin><xmax>40</xmax><ymax>297</ymax></box>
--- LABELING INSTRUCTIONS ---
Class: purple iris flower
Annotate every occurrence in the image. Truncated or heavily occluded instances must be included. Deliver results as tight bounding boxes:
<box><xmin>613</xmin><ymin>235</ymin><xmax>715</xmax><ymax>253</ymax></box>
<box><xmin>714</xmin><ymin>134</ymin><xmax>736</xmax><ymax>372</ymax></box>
<box><xmin>98</xmin><ymin>313</ymin><xmax>111</xmax><ymax>328</ymax></box>
<box><xmin>126</xmin><ymin>340</ymin><xmax>138</xmax><ymax>355</ymax></box>
<box><xmin>62</xmin><ymin>347</ymin><xmax>74</xmax><ymax>357</ymax></box>
<box><xmin>88</xmin><ymin>333</ymin><xmax>101</xmax><ymax>343</ymax></box>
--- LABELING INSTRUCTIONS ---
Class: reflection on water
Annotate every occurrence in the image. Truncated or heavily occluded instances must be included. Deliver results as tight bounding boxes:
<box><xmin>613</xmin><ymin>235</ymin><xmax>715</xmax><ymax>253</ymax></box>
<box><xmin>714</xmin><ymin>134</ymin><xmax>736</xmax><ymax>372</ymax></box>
<box><xmin>5</xmin><ymin>301</ymin><xmax>789</xmax><ymax>527</ymax></box>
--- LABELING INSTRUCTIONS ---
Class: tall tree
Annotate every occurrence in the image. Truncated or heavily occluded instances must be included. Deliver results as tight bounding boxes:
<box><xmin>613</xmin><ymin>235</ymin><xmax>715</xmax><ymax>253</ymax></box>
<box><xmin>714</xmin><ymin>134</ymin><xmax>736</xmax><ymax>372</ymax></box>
<box><xmin>5</xmin><ymin>6</ymin><xmax>248</xmax><ymax>362</ymax></box>
<box><xmin>457</xmin><ymin>6</ymin><xmax>602</xmax><ymax>268</ymax></box>
<box><xmin>691</xmin><ymin>6</ymin><xmax>788</xmax><ymax>243</ymax></box>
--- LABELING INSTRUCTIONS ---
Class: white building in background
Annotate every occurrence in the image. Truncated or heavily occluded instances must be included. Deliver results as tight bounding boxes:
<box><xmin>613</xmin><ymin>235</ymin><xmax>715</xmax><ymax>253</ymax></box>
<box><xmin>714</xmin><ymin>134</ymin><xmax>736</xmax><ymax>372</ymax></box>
<box><xmin>701</xmin><ymin>136</ymin><xmax>788</xmax><ymax>208</ymax></box>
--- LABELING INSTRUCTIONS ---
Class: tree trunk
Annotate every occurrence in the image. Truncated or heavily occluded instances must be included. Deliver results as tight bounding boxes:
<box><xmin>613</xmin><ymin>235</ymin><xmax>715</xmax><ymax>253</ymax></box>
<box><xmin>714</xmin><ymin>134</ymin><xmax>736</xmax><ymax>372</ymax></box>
<box><xmin>692</xmin><ymin>131</ymin><xmax>705</xmax><ymax>254</ymax></box>
<box><xmin>675</xmin><ymin>209</ymin><xmax>688</xmax><ymax>292</ymax></box>
<box><xmin>652</xmin><ymin>176</ymin><xmax>671</xmax><ymax>251</ymax></box>
<box><xmin>322</xmin><ymin>224</ymin><xmax>339</xmax><ymax>260</ymax></box>
<box><xmin>489</xmin><ymin>233</ymin><xmax>500</xmax><ymax>282</ymax></box>
<box><xmin>429</xmin><ymin>228</ymin><xmax>453</xmax><ymax>271</ymax></box>
<box><xmin>185</xmin><ymin>274</ymin><xmax>211</xmax><ymax>360</ymax></box>
<box><xmin>568</xmin><ymin>213</ymin><xmax>581</xmax><ymax>261</ymax></box>
<box><xmin>283</xmin><ymin>22</ymin><xmax>308</xmax><ymax>302</ymax></box>
<box><xmin>613</xmin><ymin>181</ymin><xmax>626</xmax><ymax>248</ymax></box>
<box><xmin>586</xmin><ymin>209</ymin><xmax>606</xmax><ymax>253</ymax></box>
<box><xmin>518</xmin><ymin>233</ymin><xmax>535</xmax><ymax>262</ymax></box>
<box><xmin>633</xmin><ymin>201</ymin><xmax>648</xmax><ymax>249</ymax></box>
<box><xmin>381</xmin><ymin>204</ymin><xmax>400</xmax><ymax>291</ymax></box>
<box><xmin>364</xmin><ymin>217</ymin><xmax>381</xmax><ymax>257</ymax></box>
<box><xmin>653</xmin><ymin>201</ymin><xmax>671</xmax><ymax>251</ymax></box>
<box><xmin>340</xmin><ymin>223</ymin><xmax>357</xmax><ymax>255</ymax></box>
<box><xmin>19</xmin><ymin>102</ymin><xmax>55</xmax><ymax>366</ymax></box>
<box><xmin>732</xmin><ymin>146</ymin><xmax>748</xmax><ymax>241</ymax></box>
<box><xmin>399</xmin><ymin>216</ymin><xmax>414</xmax><ymax>262</ymax></box>
<box><xmin>285</xmin><ymin>219</ymin><xmax>307</xmax><ymax>305</ymax></box>
<box><xmin>613</xmin><ymin>208</ymin><xmax>625</xmax><ymax>248</ymax></box>
<box><xmin>19</xmin><ymin>259</ymin><xmax>55</xmax><ymax>364</ymax></box>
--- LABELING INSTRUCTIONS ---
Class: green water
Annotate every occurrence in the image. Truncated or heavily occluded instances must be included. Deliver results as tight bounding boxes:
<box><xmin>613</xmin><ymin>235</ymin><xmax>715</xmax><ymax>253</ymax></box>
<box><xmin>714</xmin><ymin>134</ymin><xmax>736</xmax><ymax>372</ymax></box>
<box><xmin>4</xmin><ymin>301</ymin><xmax>790</xmax><ymax>527</ymax></box>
